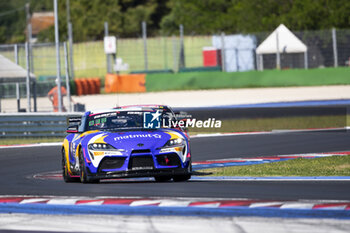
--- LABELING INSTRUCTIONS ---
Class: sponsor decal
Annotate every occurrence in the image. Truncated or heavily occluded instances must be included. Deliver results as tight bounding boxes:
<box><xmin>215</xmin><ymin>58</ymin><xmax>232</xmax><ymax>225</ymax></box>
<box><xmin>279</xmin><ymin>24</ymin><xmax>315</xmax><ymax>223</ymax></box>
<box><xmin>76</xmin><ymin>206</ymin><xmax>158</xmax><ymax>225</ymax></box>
<box><xmin>143</xmin><ymin>110</ymin><xmax>162</xmax><ymax>129</ymax></box>
<box><xmin>93</xmin><ymin>151</ymin><xmax>123</xmax><ymax>156</ymax></box>
<box><xmin>159</xmin><ymin>147</ymin><xmax>182</xmax><ymax>153</ymax></box>
<box><xmin>93</xmin><ymin>151</ymin><xmax>104</xmax><ymax>156</ymax></box>
<box><xmin>114</xmin><ymin>134</ymin><xmax>162</xmax><ymax>141</ymax></box>
<box><xmin>159</xmin><ymin>148</ymin><xmax>176</xmax><ymax>153</ymax></box>
<box><xmin>93</xmin><ymin>112</ymin><xmax>116</xmax><ymax>119</ymax></box>
<box><xmin>144</xmin><ymin>111</ymin><xmax>221</xmax><ymax>129</ymax></box>
<box><xmin>127</xmin><ymin>111</ymin><xmax>143</xmax><ymax>115</ymax></box>
<box><xmin>163</xmin><ymin>118</ymin><xmax>222</xmax><ymax>128</ymax></box>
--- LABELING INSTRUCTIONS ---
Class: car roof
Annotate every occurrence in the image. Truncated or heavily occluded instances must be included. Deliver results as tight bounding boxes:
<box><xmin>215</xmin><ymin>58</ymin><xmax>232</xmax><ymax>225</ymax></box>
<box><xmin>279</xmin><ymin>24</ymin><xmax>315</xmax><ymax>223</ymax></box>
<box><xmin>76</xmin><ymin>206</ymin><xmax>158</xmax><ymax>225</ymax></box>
<box><xmin>88</xmin><ymin>105</ymin><xmax>170</xmax><ymax>115</ymax></box>
<box><xmin>116</xmin><ymin>104</ymin><xmax>169</xmax><ymax>109</ymax></box>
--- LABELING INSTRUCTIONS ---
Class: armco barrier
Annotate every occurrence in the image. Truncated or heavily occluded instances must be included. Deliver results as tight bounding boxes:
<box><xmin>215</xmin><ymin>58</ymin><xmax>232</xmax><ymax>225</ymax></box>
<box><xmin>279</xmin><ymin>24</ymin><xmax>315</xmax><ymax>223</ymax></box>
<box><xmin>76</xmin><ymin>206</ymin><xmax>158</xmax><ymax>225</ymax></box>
<box><xmin>0</xmin><ymin>113</ymin><xmax>82</xmax><ymax>138</ymax></box>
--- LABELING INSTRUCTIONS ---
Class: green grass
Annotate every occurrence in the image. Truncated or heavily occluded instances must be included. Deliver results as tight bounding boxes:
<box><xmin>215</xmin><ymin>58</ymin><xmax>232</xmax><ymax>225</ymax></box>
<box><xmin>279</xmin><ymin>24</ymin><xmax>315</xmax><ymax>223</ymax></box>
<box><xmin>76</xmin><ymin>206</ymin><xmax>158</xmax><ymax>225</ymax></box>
<box><xmin>202</xmin><ymin>155</ymin><xmax>350</xmax><ymax>176</ymax></box>
<box><xmin>146</xmin><ymin>67</ymin><xmax>350</xmax><ymax>91</ymax></box>
<box><xmin>0</xmin><ymin>138</ymin><xmax>62</xmax><ymax>146</ymax></box>
<box><xmin>188</xmin><ymin>115</ymin><xmax>348</xmax><ymax>134</ymax></box>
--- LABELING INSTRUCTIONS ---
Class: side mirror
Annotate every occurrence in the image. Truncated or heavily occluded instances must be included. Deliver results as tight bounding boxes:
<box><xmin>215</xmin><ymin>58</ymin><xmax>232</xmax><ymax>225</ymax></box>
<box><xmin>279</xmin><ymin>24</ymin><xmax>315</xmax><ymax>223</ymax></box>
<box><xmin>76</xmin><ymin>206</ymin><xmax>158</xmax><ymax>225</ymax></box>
<box><xmin>171</xmin><ymin>118</ymin><xmax>190</xmax><ymax>132</ymax></box>
<box><xmin>66</xmin><ymin>125</ymin><xmax>79</xmax><ymax>133</ymax></box>
<box><xmin>179</xmin><ymin>118</ymin><xmax>190</xmax><ymax>132</ymax></box>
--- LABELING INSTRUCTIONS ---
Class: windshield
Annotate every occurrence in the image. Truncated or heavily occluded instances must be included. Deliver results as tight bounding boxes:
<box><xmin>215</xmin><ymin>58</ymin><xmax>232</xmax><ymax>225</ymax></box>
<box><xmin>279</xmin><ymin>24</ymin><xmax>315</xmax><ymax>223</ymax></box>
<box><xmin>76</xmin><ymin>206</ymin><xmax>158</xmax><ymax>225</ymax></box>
<box><xmin>87</xmin><ymin>111</ymin><xmax>144</xmax><ymax>131</ymax></box>
<box><xmin>86</xmin><ymin>108</ymin><xmax>177</xmax><ymax>131</ymax></box>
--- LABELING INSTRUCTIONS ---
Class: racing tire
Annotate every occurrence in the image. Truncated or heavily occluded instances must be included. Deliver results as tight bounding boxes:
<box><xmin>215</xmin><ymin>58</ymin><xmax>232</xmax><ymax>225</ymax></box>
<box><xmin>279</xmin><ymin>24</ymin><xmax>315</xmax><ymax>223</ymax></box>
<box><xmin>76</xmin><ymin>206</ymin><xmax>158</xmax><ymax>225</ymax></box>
<box><xmin>173</xmin><ymin>162</ymin><xmax>192</xmax><ymax>182</ymax></box>
<box><xmin>62</xmin><ymin>149</ymin><xmax>79</xmax><ymax>183</ymax></box>
<box><xmin>154</xmin><ymin>176</ymin><xmax>172</xmax><ymax>182</ymax></box>
<box><xmin>79</xmin><ymin>149</ymin><xmax>100</xmax><ymax>184</ymax></box>
<box><xmin>173</xmin><ymin>174</ymin><xmax>191</xmax><ymax>182</ymax></box>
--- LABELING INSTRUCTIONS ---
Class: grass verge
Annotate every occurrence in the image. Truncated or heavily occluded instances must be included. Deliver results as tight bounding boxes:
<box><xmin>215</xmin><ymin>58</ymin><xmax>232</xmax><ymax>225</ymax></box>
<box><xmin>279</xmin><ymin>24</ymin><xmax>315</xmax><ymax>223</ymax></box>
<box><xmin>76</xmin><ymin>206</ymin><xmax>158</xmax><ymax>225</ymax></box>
<box><xmin>189</xmin><ymin>115</ymin><xmax>348</xmax><ymax>134</ymax></box>
<box><xmin>146</xmin><ymin>67</ymin><xmax>350</xmax><ymax>91</ymax></box>
<box><xmin>201</xmin><ymin>155</ymin><xmax>350</xmax><ymax>177</ymax></box>
<box><xmin>0</xmin><ymin>138</ymin><xmax>62</xmax><ymax>146</ymax></box>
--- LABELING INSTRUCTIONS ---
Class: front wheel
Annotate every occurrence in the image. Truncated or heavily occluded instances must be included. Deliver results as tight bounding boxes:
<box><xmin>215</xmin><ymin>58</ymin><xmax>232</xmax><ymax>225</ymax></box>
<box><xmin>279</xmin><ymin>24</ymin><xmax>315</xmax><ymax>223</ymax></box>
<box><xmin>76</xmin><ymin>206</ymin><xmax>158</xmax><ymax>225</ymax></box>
<box><xmin>154</xmin><ymin>176</ymin><xmax>172</xmax><ymax>182</ymax></box>
<box><xmin>79</xmin><ymin>149</ymin><xmax>99</xmax><ymax>184</ymax></box>
<box><xmin>173</xmin><ymin>174</ymin><xmax>191</xmax><ymax>182</ymax></box>
<box><xmin>62</xmin><ymin>149</ymin><xmax>79</xmax><ymax>183</ymax></box>
<box><xmin>173</xmin><ymin>162</ymin><xmax>192</xmax><ymax>182</ymax></box>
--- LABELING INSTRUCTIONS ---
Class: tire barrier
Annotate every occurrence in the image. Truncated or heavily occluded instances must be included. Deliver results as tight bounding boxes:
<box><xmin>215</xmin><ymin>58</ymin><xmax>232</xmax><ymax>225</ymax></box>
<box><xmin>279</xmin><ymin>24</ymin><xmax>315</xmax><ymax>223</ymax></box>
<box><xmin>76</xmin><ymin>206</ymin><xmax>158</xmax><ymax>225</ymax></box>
<box><xmin>74</xmin><ymin>78</ymin><xmax>101</xmax><ymax>96</ymax></box>
<box><xmin>105</xmin><ymin>73</ymin><xmax>146</xmax><ymax>93</ymax></box>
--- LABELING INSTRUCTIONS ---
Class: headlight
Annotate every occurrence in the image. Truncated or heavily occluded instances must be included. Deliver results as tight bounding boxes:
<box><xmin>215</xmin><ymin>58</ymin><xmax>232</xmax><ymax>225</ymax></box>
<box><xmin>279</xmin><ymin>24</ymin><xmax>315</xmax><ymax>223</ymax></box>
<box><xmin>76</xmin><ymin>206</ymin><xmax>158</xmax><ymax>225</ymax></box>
<box><xmin>164</xmin><ymin>138</ymin><xmax>185</xmax><ymax>147</ymax></box>
<box><xmin>88</xmin><ymin>143</ymin><xmax>124</xmax><ymax>151</ymax></box>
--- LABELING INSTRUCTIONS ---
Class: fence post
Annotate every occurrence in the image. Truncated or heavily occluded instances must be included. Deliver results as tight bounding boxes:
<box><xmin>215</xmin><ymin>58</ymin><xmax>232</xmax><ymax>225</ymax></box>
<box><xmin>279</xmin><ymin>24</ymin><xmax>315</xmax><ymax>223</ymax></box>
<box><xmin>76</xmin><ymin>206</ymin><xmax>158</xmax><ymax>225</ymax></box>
<box><xmin>66</xmin><ymin>0</ymin><xmax>74</xmax><ymax>78</ymax></box>
<box><xmin>25</xmin><ymin>42</ymin><xmax>31</xmax><ymax>112</ymax></box>
<box><xmin>304</xmin><ymin>51</ymin><xmax>308</xmax><ymax>69</ymax></box>
<box><xmin>68</xmin><ymin>22</ymin><xmax>75</xmax><ymax>78</ymax></box>
<box><xmin>16</xmin><ymin>83</ymin><xmax>20</xmax><ymax>112</ymax></box>
<box><xmin>220</xmin><ymin>32</ymin><xmax>226</xmax><ymax>72</ymax></box>
<box><xmin>179</xmin><ymin>24</ymin><xmax>185</xmax><ymax>69</ymax></box>
<box><xmin>54</xmin><ymin>0</ymin><xmax>62</xmax><ymax>112</ymax></box>
<box><xmin>14</xmin><ymin>44</ymin><xmax>18</xmax><ymax>65</ymax></box>
<box><xmin>163</xmin><ymin>36</ymin><xmax>168</xmax><ymax>70</ymax></box>
<box><xmin>332</xmin><ymin>27</ymin><xmax>338</xmax><ymax>67</ymax></box>
<box><xmin>28</xmin><ymin>23</ymin><xmax>34</xmax><ymax>73</ymax></box>
<box><xmin>64</xmin><ymin>42</ymin><xmax>72</xmax><ymax>112</ymax></box>
<box><xmin>142</xmin><ymin>21</ymin><xmax>148</xmax><ymax>71</ymax></box>
<box><xmin>32</xmin><ymin>81</ymin><xmax>37</xmax><ymax>112</ymax></box>
<box><xmin>260</xmin><ymin>54</ymin><xmax>264</xmax><ymax>71</ymax></box>
<box><xmin>172</xmin><ymin>35</ymin><xmax>178</xmax><ymax>72</ymax></box>
<box><xmin>276</xmin><ymin>31</ymin><xmax>281</xmax><ymax>70</ymax></box>
<box><xmin>235</xmin><ymin>48</ymin><xmax>239</xmax><ymax>71</ymax></box>
<box><xmin>104</xmin><ymin>22</ymin><xmax>112</xmax><ymax>73</ymax></box>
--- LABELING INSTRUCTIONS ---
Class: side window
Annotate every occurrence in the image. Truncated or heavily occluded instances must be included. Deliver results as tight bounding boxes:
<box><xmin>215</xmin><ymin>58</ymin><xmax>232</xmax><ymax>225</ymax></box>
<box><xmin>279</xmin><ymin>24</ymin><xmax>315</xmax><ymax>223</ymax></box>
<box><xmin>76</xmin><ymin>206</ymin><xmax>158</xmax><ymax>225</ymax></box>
<box><xmin>162</xmin><ymin>108</ymin><xmax>176</xmax><ymax>125</ymax></box>
<box><xmin>78</xmin><ymin>116</ymin><xmax>87</xmax><ymax>133</ymax></box>
<box><xmin>169</xmin><ymin>109</ymin><xmax>177</xmax><ymax>121</ymax></box>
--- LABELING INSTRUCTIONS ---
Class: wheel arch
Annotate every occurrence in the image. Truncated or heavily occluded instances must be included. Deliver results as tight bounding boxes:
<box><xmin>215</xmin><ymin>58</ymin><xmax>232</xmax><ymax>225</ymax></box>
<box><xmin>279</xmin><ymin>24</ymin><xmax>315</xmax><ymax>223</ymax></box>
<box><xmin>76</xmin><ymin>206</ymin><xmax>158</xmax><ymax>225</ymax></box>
<box><xmin>62</xmin><ymin>139</ymin><xmax>73</xmax><ymax>174</ymax></box>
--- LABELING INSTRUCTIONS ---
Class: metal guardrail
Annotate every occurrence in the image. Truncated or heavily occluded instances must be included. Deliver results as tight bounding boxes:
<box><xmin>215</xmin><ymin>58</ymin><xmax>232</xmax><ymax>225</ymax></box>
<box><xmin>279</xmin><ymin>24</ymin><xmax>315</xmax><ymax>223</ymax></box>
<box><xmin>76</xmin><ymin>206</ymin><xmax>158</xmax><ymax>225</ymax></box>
<box><xmin>0</xmin><ymin>113</ymin><xmax>82</xmax><ymax>138</ymax></box>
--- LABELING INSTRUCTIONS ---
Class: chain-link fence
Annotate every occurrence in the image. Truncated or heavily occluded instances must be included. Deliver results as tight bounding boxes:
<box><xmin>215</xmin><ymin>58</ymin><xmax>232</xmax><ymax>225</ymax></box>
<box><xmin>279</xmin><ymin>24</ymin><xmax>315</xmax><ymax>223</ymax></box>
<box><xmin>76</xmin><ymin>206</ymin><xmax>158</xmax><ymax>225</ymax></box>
<box><xmin>0</xmin><ymin>42</ymin><xmax>68</xmax><ymax>98</ymax></box>
<box><xmin>0</xmin><ymin>43</ymin><xmax>68</xmax><ymax>78</ymax></box>
<box><xmin>0</xmin><ymin>42</ymin><xmax>71</xmax><ymax>112</ymax></box>
<box><xmin>256</xmin><ymin>29</ymin><xmax>350</xmax><ymax>69</ymax></box>
<box><xmin>1</xmin><ymin>27</ymin><xmax>348</xmax><ymax>81</ymax></box>
<box><xmin>0</xmin><ymin>25</ymin><xmax>349</xmax><ymax>113</ymax></box>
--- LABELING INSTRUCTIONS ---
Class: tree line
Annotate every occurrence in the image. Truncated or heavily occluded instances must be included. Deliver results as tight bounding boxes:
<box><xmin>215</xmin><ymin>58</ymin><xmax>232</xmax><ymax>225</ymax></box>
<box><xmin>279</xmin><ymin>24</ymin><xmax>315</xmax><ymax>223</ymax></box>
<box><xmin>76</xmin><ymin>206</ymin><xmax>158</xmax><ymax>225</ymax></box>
<box><xmin>1</xmin><ymin>0</ymin><xmax>350</xmax><ymax>44</ymax></box>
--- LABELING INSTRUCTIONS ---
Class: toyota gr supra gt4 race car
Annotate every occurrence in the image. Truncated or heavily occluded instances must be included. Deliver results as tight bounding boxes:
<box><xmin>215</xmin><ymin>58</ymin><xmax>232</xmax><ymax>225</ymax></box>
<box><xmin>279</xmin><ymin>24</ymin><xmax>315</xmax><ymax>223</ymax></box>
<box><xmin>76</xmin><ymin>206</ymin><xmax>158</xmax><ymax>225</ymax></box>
<box><xmin>62</xmin><ymin>105</ymin><xmax>192</xmax><ymax>183</ymax></box>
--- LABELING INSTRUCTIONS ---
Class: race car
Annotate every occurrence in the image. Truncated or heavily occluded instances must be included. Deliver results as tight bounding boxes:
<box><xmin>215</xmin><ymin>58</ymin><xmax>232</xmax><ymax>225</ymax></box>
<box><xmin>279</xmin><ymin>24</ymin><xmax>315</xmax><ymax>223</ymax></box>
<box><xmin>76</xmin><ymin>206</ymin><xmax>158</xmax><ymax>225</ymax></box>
<box><xmin>62</xmin><ymin>105</ymin><xmax>192</xmax><ymax>183</ymax></box>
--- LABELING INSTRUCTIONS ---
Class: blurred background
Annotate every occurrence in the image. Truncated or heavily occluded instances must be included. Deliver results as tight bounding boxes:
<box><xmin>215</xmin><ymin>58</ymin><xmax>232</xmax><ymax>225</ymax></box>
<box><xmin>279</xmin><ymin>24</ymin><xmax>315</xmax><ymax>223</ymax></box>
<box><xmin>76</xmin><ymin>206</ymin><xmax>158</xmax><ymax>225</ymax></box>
<box><xmin>0</xmin><ymin>0</ymin><xmax>350</xmax><ymax>138</ymax></box>
<box><xmin>0</xmin><ymin>0</ymin><xmax>349</xmax><ymax>92</ymax></box>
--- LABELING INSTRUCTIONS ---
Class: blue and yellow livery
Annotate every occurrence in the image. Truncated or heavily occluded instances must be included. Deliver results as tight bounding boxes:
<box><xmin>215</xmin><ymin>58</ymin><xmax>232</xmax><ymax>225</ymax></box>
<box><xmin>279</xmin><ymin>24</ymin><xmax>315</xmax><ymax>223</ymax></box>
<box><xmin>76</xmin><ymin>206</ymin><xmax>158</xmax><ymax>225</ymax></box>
<box><xmin>62</xmin><ymin>105</ymin><xmax>192</xmax><ymax>183</ymax></box>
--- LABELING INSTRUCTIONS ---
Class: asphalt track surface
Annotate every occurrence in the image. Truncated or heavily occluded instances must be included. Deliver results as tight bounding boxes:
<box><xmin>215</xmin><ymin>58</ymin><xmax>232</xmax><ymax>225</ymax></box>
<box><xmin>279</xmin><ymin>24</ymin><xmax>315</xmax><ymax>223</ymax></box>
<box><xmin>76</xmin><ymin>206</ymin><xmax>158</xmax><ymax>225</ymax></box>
<box><xmin>1</xmin><ymin>131</ymin><xmax>350</xmax><ymax>200</ymax></box>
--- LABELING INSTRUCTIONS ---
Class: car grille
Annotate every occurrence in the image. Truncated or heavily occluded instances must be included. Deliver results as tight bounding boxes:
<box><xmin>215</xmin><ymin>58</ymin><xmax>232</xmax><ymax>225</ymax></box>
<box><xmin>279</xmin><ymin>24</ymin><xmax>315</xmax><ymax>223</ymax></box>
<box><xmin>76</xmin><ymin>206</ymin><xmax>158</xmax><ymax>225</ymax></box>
<box><xmin>156</xmin><ymin>153</ymin><xmax>181</xmax><ymax>167</ymax></box>
<box><xmin>98</xmin><ymin>157</ymin><xmax>126</xmax><ymax>171</ymax></box>
<box><xmin>131</xmin><ymin>149</ymin><xmax>151</xmax><ymax>154</ymax></box>
<box><xmin>128</xmin><ymin>156</ymin><xmax>154</xmax><ymax>170</ymax></box>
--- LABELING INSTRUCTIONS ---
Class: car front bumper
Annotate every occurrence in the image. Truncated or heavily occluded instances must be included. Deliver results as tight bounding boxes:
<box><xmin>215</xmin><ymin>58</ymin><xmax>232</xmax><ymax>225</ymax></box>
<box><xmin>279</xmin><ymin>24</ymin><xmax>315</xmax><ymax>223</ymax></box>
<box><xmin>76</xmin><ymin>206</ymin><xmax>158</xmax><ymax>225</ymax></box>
<box><xmin>87</xmin><ymin>167</ymin><xmax>191</xmax><ymax>180</ymax></box>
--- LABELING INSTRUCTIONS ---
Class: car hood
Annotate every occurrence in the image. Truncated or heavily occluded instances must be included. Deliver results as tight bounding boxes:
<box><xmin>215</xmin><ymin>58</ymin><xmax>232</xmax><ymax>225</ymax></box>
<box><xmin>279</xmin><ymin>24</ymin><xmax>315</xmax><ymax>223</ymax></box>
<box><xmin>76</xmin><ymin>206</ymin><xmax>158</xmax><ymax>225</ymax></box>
<box><xmin>82</xmin><ymin>129</ymin><xmax>183</xmax><ymax>151</ymax></box>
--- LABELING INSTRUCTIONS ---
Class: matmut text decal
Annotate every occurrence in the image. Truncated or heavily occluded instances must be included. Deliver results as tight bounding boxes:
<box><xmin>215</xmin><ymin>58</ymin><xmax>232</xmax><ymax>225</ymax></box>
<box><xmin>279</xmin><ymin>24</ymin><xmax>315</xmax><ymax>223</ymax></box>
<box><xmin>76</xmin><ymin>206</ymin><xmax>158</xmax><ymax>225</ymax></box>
<box><xmin>114</xmin><ymin>134</ymin><xmax>162</xmax><ymax>141</ymax></box>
